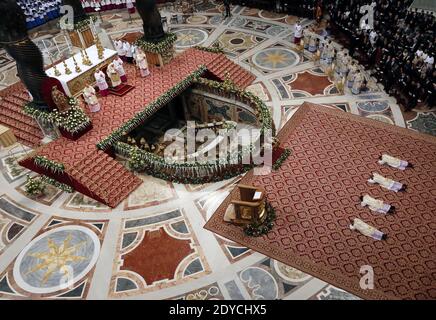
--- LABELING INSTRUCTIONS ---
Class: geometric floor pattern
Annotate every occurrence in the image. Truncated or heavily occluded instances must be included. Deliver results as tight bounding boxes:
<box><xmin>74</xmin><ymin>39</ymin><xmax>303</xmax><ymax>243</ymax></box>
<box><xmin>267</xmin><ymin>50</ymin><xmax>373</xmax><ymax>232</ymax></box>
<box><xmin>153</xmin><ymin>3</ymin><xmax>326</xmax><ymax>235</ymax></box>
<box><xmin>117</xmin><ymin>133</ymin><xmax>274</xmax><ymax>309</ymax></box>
<box><xmin>0</xmin><ymin>2</ymin><xmax>433</xmax><ymax>299</ymax></box>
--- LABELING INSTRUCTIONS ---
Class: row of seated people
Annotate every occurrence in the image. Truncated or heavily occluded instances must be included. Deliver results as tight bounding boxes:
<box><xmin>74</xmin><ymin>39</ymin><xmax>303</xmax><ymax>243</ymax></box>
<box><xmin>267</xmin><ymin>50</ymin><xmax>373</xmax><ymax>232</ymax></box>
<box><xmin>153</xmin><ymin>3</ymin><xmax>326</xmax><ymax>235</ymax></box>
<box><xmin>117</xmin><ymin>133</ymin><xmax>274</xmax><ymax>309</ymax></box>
<box><xmin>81</xmin><ymin>0</ymin><xmax>136</xmax><ymax>12</ymax></box>
<box><xmin>325</xmin><ymin>0</ymin><xmax>435</xmax><ymax>110</ymax></box>
<box><xmin>228</xmin><ymin>0</ymin><xmax>319</xmax><ymax>18</ymax></box>
<box><xmin>17</xmin><ymin>0</ymin><xmax>62</xmax><ymax>30</ymax></box>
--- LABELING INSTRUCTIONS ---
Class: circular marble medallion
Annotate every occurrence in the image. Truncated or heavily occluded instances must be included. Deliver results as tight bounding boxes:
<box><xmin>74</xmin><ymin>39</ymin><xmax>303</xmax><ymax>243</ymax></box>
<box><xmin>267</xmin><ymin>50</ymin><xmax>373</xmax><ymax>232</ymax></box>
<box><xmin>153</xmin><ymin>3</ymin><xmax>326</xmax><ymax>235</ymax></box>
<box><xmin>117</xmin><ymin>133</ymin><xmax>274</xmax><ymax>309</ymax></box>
<box><xmin>366</xmin><ymin>114</ymin><xmax>394</xmax><ymax>125</ymax></box>
<box><xmin>259</xmin><ymin>10</ymin><xmax>287</xmax><ymax>21</ymax></box>
<box><xmin>174</xmin><ymin>28</ymin><xmax>208</xmax><ymax>48</ymax></box>
<box><xmin>253</xmin><ymin>48</ymin><xmax>300</xmax><ymax>70</ymax></box>
<box><xmin>186</xmin><ymin>15</ymin><xmax>208</xmax><ymax>25</ymax></box>
<box><xmin>13</xmin><ymin>225</ymin><xmax>100</xmax><ymax>294</ymax></box>
<box><xmin>357</xmin><ymin>101</ymin><xmax>389</xmax><ymax>113</ymax></box>
<box><xmin>273</xmin><ymin>261</ymin><xmax>311</xmax><ymax>283</ymax></box>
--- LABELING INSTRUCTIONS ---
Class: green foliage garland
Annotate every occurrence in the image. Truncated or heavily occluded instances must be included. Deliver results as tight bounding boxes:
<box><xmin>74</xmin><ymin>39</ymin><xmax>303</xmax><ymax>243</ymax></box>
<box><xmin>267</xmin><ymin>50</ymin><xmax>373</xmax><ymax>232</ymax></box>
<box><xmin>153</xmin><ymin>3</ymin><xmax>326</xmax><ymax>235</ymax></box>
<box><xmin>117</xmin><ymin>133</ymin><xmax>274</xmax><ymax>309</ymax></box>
<box><xmin>194</xmin><ymin>44</ymin><xmax>225</xmax><ymax>54</ymax></box>
<box><xmin>34</xmin><ymin>156</ymin><xmax>65</xmax><ymax>174</ymax></box>
<box><xmin>40</xmin><ymin>176</ymin><xmax>74</xmax><ymax>193</ymax></box>
<box><xmin>244</xmin><ymin>202</ymin><xmax>276</xmax><ymax>237</ymax></box>
<box><xmin>115</xmin><ymin>142</ymin><xmax>252</xmax><ymax>185</ymax></box>
<box><xmin>134</xmin><ymin>33</ymin><xmax>177</xmax><ymax>54</ymax></box>
<box><xmin>74</xmin><ymin>16</ymin><xmax>98</xmax><ymax>32</ymax></box>
<box><xmin>272</xmin><ymin>149</ymin><xmax>291</xmax><ymax>171</ymax></box>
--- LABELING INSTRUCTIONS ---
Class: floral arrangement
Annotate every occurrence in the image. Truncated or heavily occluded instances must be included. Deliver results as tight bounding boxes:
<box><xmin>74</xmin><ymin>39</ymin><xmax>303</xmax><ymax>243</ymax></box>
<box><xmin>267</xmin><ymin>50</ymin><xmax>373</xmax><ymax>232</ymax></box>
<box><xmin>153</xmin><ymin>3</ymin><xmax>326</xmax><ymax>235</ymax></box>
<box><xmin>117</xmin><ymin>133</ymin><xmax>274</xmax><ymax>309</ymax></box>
<box><xmin>24</xmin><ymin>98</ymin><xmax>91</xmax><ymax>134</ymax></box>
<box><xmin>97</xmin><ymin>66</ymin><xmax>207</xmax><ymax>150</ymax></box>
<box><xmin>244</xmin><ymin>202</ymin><xmax>276</xmax><ymax>237</ymax></box>
<box><xmin>134</xmin><ymin>33</ymin><xmax>177</xmax><ymax>54</ymax></box>
<box><xmin>194</xmin><ymin>43</ymin><xmax>225</xmax><ymax>54</ymax></box>
<box><xmin>34</xmin><ymin>156</ymin><xmax>65</xmax><ymax>174</ymax></box>
<box><xmin>24</xmin><ymin>175</ymin><xmax>46</xmax><ymax>196</ymax></box>
<box><xmin>74</xmin><ymin>16</ymin><xmax>98</xmax><ymax>32</ymax></box>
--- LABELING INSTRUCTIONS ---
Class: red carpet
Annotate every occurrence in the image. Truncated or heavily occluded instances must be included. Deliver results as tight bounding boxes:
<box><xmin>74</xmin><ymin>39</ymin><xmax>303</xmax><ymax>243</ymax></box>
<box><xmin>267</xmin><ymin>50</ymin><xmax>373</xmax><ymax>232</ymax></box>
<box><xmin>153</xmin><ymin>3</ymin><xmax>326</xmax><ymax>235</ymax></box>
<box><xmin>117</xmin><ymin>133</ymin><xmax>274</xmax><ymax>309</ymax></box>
<box><xmin>205</xmin><ymin>102</ymin><xmax>436</xmax><ymax>300</ymax></box>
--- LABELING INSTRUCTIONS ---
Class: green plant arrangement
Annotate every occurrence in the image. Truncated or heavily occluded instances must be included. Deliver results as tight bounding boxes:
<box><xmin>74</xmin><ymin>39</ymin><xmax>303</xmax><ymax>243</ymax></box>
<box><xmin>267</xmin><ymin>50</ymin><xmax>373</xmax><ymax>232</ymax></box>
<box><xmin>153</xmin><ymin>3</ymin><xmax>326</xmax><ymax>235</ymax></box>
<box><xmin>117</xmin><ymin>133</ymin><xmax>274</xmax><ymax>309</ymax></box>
<box><xmin>24</xmin><ymin>175</ymin><xmax>46</xmax><ymax>196</ymax></box>
<box><xmin>243</xmin><ymin>202</ymin><xmax>277</xmax><ymax>237</ymax></box>
<box><xmin>134</xmin><ymin>33</ymin><xmax>177</xmax><ymax>54</ymax></box>
<box><xmin>194</xmin><ymin>43</ymin><xmax>225</xmax><ymax>54</ymax></box>
<box><xmin>74</xmin><ymin>16</ymin><xmax>98</xmax><ymax>32</ymax></box>
<box><xmin>24</xmin><ymin>98</ymin><xmax>91</xmax><ymax>134</ymax></box>
<box><xmin>40</xmin><ymin>176</ymin><xmax>74</xmax><ymax>193</ymax></box>
<box><xmin>115</xmin><ymin>142</ymin><xmax>253</xmax><ymax>185</ymax></box>
<box><xmin>34</xmin><ymin>156</ymin><xmax>65</xmax><ymax>174</ymax></box>
<box><xmin>97</xmin><ymin>65</ymin><xmax>207</xmax><ymax>150</ymax></box>
<box><xmin>272</xmin><ymin>148</ymin><xmax>291</xmax><ymax>171</ymax></box>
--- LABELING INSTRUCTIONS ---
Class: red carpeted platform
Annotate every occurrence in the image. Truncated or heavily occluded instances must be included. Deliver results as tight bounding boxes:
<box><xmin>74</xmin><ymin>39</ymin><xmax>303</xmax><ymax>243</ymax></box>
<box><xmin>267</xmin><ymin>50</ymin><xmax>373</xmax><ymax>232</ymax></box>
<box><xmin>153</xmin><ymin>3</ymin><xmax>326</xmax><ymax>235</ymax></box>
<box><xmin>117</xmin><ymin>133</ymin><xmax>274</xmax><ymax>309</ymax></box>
<box><xmin>6</xmin><ymin>48</ymin><xmax>256</xmax><ymax>208</ymax></box>
<box><xmin>205</xmin><ymin>102</ymin><xmax>436</xmax><ymax>300</ymax></box>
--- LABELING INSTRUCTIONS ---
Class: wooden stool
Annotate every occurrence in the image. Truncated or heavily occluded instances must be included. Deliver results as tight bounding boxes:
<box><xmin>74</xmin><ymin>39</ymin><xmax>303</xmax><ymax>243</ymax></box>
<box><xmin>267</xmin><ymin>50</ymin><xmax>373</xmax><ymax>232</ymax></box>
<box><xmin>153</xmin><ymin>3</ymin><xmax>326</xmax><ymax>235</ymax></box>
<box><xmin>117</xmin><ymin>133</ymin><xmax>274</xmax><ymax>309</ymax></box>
<box><xmin>0</xmin><ymin>125</ymin><xmax>17</xmax><ymax>148</ymax></box>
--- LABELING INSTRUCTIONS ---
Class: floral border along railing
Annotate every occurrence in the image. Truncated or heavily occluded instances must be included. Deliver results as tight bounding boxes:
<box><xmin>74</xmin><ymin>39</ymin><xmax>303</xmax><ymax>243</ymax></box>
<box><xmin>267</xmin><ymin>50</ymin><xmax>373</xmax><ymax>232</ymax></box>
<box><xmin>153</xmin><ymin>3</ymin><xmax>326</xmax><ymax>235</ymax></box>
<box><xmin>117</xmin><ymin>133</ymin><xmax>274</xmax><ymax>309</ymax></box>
<box><xmin>112</xmin><ymin>77</ymin><xmax>275</xmax><ymax>184</ymax></box>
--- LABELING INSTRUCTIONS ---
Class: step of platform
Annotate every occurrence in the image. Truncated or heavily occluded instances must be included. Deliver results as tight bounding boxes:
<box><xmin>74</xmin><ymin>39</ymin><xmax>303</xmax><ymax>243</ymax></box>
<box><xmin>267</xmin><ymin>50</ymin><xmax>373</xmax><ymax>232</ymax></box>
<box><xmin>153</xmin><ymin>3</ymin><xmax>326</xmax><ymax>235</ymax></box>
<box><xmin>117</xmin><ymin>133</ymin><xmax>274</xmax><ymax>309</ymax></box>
<box><xmin>69</xmin><ymin>150</ymin><xmax>142</xmax><ymax>208</ymax></box>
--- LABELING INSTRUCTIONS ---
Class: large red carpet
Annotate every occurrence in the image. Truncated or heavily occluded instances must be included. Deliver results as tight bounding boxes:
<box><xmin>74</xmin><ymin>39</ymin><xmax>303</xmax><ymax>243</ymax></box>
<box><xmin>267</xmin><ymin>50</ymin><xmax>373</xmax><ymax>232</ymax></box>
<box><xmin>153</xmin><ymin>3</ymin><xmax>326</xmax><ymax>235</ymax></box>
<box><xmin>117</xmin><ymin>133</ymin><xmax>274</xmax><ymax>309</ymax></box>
<box><xmin>205</xmin><ymin>102</ymin><xmax>436</xmax><ymax>300</ymax></box>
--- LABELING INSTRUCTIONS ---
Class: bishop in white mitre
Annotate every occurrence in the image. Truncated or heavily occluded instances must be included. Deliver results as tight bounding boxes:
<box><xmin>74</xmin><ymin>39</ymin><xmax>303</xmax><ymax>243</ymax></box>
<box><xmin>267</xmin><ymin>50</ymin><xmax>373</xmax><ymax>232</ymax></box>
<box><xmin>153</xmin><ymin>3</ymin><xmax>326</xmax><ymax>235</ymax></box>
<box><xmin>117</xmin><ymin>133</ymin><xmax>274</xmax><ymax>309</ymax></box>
<box><xmin>113</xmin><ymin>57</ymin><xmax>127</xmax><ymax>82</ymax></box>
<box><xmin>94</xmin><ymin>69</ymin><xmax>109</xmax><ymax>96</ymax></box>
<box><xmin>107</xmin><ymin>62</ymin><xmax>122</xmax><ymax>88</ymax></box>
<box><xmin>83</xmin><ymin>85</ymin><xmax>100</xmax><ymax>112</ymax></box>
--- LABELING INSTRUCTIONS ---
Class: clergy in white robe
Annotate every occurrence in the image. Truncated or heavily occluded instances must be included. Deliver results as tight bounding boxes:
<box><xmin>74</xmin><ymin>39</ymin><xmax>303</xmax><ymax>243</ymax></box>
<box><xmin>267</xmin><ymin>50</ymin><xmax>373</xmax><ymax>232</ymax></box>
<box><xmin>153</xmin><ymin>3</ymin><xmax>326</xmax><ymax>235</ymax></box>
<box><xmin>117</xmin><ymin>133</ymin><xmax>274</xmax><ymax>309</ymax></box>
<box><xmin>83</xmin><ymin>85</ymin><xmax>100</xmax><ymax>112</ymax></box>
<box><xmin>94</xmin><ymin>69</ymin><xmax>109</xmax><ymax>96</ymax></box>
<box><xmin>115</xmin><ymin>40</ymin><xmax>125</xmax><ymax>60</ymax></box>
<box><xmin>368</xmin><ymin>173</ymin><xmax>405</xmax><ymax>192</ymax></box>
<box><xmin>351</xmin><ymin>70</ymin><xmax>363</xmax><ymax>94</ymax></box>
<box><xmin>136</xmin><ymin>51</ymin><xmax>150</xmax><ymax>77</ymax></box>
<box><xmin>347</xmin><ymin>62</ymin><xmax>358</xmax><ymax>88</ymax></box>
<box><xmin>378</xmin><ymin>154</ymin><xmax>412</xmax><ymax>170</ymax></box>
<box><xmin>350</xmin><ymin>218</ymin><xmax>386</xmax><ymax>240</ymax></box>
<box><xmin>123</xmin><ymin>41</ymin><xmax>133</xmax><ymax>63</ymax></box>
<box><xmin>107</xmin><ymin>62</ymin><xmax>122</xmax><ymax>88</ymax></box>
<box><xmin>294</xmin><ymin>21</ymin><xmax>303</xmax><ymax>44</ymax></box>
<box><xmin>113</xmin><ymin>57</ymin><xmax>127</xmax><ymax>82</ymax></box>
<box><xmin>360</xmin><ymin>195</ymin><xmax>395</xmax><ymax>214</ymax></box>
<box><xmin>127</xmin><ymin>0</ymin><xmax>135</xmax><ymax>14</ymax></box>
<box><xmin>308</xmin><ymin>35</ymin><xmax>317</xmax><ymax>53</ymax></box>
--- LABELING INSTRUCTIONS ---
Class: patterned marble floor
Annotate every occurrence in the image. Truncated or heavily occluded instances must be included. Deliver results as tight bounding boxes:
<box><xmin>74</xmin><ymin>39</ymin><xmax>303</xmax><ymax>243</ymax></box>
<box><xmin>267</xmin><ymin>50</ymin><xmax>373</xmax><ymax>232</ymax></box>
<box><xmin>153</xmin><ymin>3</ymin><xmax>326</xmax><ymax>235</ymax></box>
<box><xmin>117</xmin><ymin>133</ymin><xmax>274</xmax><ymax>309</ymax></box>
<box><xmin>0</xmin><ymin>2</ymin><xmax>432</xmax><ymax>300</ymax></box>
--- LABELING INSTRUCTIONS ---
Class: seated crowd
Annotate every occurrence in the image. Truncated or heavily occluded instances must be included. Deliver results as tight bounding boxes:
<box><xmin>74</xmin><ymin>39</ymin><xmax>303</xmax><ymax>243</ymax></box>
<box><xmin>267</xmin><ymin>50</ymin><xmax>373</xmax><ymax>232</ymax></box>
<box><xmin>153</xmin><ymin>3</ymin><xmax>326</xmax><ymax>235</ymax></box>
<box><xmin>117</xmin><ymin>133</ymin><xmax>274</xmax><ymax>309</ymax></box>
<box><xmin>17</xmin><ymin>0</ymin><xmax>62</xmax><ymax>29</ymax></box>
<box><xmin>81</xmin><ymin>0</ymin><xmax>136</xmax><ymax>13</ymax></box>
<box><xmin>325</xmin><ymin>0</ymin><xmax>435</xmax><ymax>110</ymax></box>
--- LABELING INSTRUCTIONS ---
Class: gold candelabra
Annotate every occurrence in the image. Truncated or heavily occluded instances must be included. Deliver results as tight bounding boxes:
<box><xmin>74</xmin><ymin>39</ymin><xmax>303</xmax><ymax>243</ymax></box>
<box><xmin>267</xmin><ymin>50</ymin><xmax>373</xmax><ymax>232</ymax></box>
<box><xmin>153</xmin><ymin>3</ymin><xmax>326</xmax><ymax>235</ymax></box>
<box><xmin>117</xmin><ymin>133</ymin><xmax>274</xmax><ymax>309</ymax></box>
<box><xmin>95</xmin><ymin>36</ymin><xmax>104</xmax><ymax>60</ymax></box>
<box><xmin>53</xmin><ymin>64</ymin><xmax>62</xmax><ymax>76</ymax></box>
<box><xmin>63</xmin><ymin>60</ymin><xmax>72</xmax><ymax>75</ymax></box>
<box><xmin>73</xmin><ymin>56</ymin><xmax>81</xmax><ymax>73</ymax></box>
<box><xmin>81</xmin><ymin>50</ymin><xmax>92</xmax><ymax>66</ymax></box>
<box><xmin>48</xmin><ymin>53</ymin><xmax>61</xmax><ymax>76</ymax></box>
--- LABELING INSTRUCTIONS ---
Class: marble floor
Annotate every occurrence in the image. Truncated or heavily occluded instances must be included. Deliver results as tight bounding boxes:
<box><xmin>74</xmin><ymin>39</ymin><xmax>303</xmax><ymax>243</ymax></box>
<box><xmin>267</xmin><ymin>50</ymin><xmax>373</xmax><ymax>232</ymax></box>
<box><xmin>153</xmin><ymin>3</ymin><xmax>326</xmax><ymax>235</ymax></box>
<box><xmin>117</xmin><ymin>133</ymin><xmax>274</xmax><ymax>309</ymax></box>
<box><xmin>0</xmin><ymin>3</ymin><xmax>433</xmax><ymax>300</ymax></box>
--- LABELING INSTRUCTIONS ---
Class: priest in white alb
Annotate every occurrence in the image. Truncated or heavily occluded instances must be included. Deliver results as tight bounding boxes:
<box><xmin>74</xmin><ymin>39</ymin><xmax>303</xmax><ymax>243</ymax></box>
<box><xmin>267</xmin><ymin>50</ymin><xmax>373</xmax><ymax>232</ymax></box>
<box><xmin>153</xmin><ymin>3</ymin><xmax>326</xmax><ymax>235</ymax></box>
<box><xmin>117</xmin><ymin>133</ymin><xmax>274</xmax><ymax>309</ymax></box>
<box><xmin>94</xmin><ymin>69</ymin><xmax>109</xmax><ymax>96</ymax></box>
<box><xmin>360</xmin><ymin>195</ymin><xmax>395</xmax><ymax>214</ymax></box>
<box><xmin>136</xmin><ymin>50</ymin><xmax>150</xmax><ymax>77</ymax></box>
<box><xmin>107</xmin><ymin>62</ymin><xmax>122</xmax><ymax>88</ymax></box>
<box><xmin>378</xmin><ymin>154</ymin><xmax>413</xmax><ymax>170</ymax></box>
<box><xmin>113</xmin><ymin>57</ymin><xmax>127</xmax><ymax>83</ymax></box>
<box><xmin>83</xmin><ymin>85</ymin><xmax>100</xmax><ymax>112</ymax></box>
<box><xmin>368</xmin><ymin>173</ymin><xmax>406</xmax><ymax>192</ymax></box>
<box><xmin>350</xmin><ymin>218</ymin><xmax>386</xmax><ymax>240</ymax></box>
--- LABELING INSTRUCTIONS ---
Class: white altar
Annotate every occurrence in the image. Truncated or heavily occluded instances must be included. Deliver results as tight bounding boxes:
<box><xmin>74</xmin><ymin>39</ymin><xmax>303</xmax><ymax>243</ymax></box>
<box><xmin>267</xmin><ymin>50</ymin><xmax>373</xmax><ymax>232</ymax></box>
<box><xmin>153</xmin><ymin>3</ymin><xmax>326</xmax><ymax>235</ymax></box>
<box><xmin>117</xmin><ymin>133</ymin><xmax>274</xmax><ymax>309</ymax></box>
<box><xmin>45</xmin><ymin>45</ymin><xmax>118</xmax><ymax>97</ymax></box>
